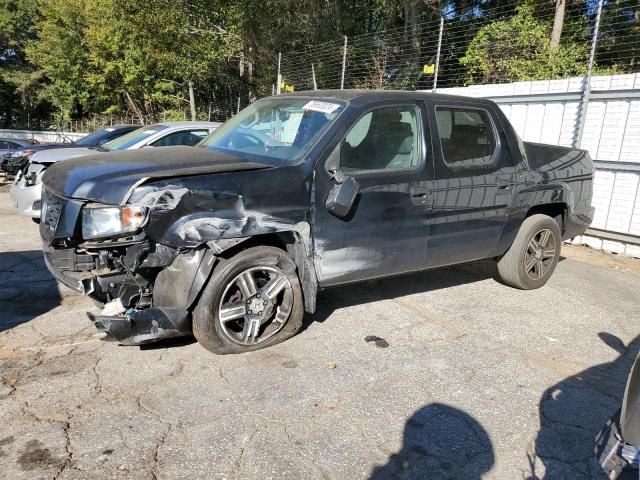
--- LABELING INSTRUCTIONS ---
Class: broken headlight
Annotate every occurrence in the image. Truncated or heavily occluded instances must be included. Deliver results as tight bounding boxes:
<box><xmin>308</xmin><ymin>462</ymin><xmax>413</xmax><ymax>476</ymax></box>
<box><xmin>81</xmin><ymin>205</ymin><xmax>148</xmax><ymax>240</ymax></box>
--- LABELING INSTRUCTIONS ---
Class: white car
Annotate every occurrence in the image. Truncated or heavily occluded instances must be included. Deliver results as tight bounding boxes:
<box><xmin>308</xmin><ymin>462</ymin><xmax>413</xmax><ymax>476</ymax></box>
<box><xmin>11</xmin><ymin>121</ymin><xmax>220</xmax><ymax>220</ymax></box>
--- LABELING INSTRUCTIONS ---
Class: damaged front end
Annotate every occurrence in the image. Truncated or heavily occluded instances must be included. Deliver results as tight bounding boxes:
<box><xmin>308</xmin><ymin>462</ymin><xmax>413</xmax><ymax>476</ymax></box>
<box><xmin>38</xmin><ymin>144</ymin><xmax>316</xmax><ymax>346</ymax></box>
<box><xmin>42</xmin><ymin>213</ymin><xmax>214</xmax><ymax>344</ymax></box>
<box><xmin>43</xmin><ymin>221</ymin><xmax>226</xmax><ymax>345</ymax></box>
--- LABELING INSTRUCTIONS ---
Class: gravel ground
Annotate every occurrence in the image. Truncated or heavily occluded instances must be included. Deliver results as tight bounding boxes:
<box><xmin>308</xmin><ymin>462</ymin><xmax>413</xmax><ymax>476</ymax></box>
<box><xmin>1</xmin><ymin>189</ymin><xmax>639</xmax><ymax>480</ymax></box>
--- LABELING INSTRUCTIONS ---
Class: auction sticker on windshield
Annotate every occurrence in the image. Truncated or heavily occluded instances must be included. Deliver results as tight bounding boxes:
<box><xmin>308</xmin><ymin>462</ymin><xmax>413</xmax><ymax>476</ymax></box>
<box><xmin>303</xmin><ymin>100</ymin><xmax>340</xmax><ymax>114</ymax></box>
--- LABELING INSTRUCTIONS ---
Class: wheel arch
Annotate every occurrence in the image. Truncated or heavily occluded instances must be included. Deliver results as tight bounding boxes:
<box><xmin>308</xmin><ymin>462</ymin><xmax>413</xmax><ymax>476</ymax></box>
<box><xmin>208</xmin><ymin>230</ymin><xmax>319</xmax><ymax>314</ymax></box>
<box><xmin>525</xmin><ymin>202</ymin><xmax>568</xmax><ymax>234</ymax></box>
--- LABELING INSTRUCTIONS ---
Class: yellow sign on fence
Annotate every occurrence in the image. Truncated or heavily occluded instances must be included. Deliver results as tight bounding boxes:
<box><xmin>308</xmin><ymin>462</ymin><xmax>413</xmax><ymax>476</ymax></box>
<box><xmin>280</xmin><ymin>81</ymin><xmax>294</xmax><ymax>93</ymax></box>
<box><xmin>423</xmin><ymin>64</ymin><xmax>435</xmax><ymax>75</ymax></box>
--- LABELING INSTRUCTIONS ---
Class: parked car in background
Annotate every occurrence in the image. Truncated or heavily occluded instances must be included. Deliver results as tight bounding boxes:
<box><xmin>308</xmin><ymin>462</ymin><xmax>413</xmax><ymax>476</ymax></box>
<box><xmin>596</xmin><ymin>352</ymin><xmax>640</xmax><ymax>479</ymax></box>
<box><xmin>1</xmin><ymin>125</ymin><xmax>139</xmax><ymax>179</ymax></box>
<box><xmin>11</xmin><ymin>121</ymin><xmax>220</xmax><ymax>220</ymax></box>
<box><xmin>0</xmin><ymin>138</ymin><xmax>39</xmax><ymax>161</ymax></box>
<box><xmin>38</xmin><ymin>91</ymin><xmax>594</xmax><ymax>354</ymax></box>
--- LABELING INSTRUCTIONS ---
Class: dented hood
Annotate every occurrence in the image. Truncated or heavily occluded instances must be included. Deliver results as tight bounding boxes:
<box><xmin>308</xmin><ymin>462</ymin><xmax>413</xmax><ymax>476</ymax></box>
<box><xmin>42</xmin><ymin>146</ymin><xmax>271</xmax><ymax>204</ymax></box>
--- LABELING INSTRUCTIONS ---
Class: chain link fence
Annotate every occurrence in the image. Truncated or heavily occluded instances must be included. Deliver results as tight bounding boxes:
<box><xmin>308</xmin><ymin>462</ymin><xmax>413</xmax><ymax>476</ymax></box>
<box><xmin>277</xmin><ymin>0</ymin><xmax>639</xmax><ymax>93</ymax></box>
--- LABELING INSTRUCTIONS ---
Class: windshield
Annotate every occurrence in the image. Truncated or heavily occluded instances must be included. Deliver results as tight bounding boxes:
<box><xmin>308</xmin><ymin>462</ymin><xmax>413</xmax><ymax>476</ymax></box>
<box><xmin>75</xmin><ymin>127</ymin><xmax>116</xmax><ymax>147</ymax></box>
<box><xmin>102</xmin><ymin>125</ymin><xmax>168</xmax><ymax>151</ymax></box>
<box><xmin>198</xmin><ymin>98</ymin><xmax>346</xmax><ymax>165</ymax></box>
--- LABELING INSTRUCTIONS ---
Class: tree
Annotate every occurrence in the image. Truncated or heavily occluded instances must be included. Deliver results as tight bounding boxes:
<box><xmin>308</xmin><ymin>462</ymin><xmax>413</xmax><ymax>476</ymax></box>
<box><xmin>460</xmin><ymin>3</ymin><xmax>589</xmax><ymax>84</ymax></box>
<box><xmin>25</xmin><ymin>0</ymin><xmax>90</xmax><ymax>121</ymax></box>
<box><xmin>0</xmin><ymin>0</ymin><xmax>45</xmax><ymax>127</ymax></box>
<box><xmin>550</xmin><ymin>0</ymin><xmax>566</xmax><ymax>49</ymax></box>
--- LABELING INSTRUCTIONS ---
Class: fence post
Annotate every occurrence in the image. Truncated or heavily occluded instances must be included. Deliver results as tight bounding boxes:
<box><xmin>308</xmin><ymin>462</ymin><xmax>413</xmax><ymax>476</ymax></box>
<box><xmin>432</xmin><ymin>16</ymin><xmax>444</xmax><ymax>93</ymax></box>
<box><xmin>237</xmin><ymin>96</ymin><xmax>241</xmax><ymax>114</ymax></box>
<box><xmin>574</xmin><ymin>0</ymin><xmax>604</xmax><ymax>148</ymax></box>
<box><xmin>276</xmin><ymin>52</ymin><xmax>282</xmax><ymax>95</ymax></box>
<box><xmin>311</xmin><ymin>63</ymin><xmax>318</xmax><ymax>90</ymax></box>
<box><xmin>340</xmin><ymin>35</ymin><xmax>348</xmax><ymax>90</ymax></box>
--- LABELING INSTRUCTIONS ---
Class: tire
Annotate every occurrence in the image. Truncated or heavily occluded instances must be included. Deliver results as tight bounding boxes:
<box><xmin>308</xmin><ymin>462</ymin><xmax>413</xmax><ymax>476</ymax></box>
<box><xmin>192</xmin><ymin>246</ymin><xmax>304</xmax><ymax>354</ymax></box>
<box><xmin>497</xmin><ymin>214</ymin><xmax>562</xmax><ymax>290</ymax></box>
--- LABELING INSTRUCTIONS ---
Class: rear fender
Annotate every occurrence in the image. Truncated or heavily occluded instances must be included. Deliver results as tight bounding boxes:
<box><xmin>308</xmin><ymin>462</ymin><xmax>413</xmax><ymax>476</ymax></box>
<box><xmin>492</xmin><ymin>183</ymin><xmax>573</xmax><ymax>257</ymax></box>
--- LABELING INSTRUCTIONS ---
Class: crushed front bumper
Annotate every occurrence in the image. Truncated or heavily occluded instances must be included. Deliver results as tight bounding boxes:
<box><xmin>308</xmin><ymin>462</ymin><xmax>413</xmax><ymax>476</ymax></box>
<box><xmin>88</xmin><ymin>307</ymin><xmax>191</xmax><ymax>345</ymax></box>
<box><xmin>43</xmin><ymin>247</ymin><xmax>95</xmax><ymax>294</ymax></box>
<box><xmin>43</xmin><ymin>242</ymin><xmax>194</xmax><ymax>345</ymax></box>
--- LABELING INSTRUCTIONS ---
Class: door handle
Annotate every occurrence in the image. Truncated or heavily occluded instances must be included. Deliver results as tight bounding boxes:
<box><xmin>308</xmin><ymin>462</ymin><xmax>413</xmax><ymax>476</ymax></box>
<box><xmin>410</xmin><ymin>186</ymin><xmax>430</xmax><ymax>205</ymax></box>
<box><xmin>496</xmin><ymin>177</ymin><xmax>514</xmax><ymax>190</ymax></box>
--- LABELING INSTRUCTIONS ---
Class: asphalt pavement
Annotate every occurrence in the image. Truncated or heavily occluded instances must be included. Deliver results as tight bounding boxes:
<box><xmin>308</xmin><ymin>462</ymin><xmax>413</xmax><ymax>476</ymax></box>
<box><xmin>1</xmin><ymin>190</ymin><xmax>639</xmax><ymax>480</ymax></box>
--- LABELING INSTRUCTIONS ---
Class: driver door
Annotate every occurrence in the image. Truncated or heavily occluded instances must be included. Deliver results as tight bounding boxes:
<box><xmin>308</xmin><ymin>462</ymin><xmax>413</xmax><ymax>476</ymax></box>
<box><xmin>312</xmin><ymin>102</ymin><xmax>433</xmax><ymax>286</ymax></box>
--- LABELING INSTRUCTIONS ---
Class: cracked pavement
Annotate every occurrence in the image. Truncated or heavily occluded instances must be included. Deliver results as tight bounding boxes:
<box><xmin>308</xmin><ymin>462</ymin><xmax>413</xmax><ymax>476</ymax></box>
<box><xmin>1</xmin><ymin>190</ymin><xmax>639</xmax><ymax>479</ymax></box>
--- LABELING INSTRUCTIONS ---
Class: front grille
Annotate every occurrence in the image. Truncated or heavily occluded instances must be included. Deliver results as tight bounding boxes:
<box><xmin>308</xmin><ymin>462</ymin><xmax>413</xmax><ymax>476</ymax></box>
<box><xmin>41</xmin><ymin>188</ymin><xmax>63</xmax><ymax>233</ymax></box>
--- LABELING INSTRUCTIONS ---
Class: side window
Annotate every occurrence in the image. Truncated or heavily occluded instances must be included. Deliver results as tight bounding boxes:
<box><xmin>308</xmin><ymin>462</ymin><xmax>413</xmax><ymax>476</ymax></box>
<box><xmin>0</xmin><ymin>141</ymin><xmax>9</xmax><ymax>149</ymax></box>
<box><xmin>152</xmin><ymin>129</ymin><xmax>209</xmax><ymax>147</ymax></box>
<box><xmin>435</xmin><ymin>107</ymin><xmax>497</xmax><ymax>171</ymax></box>
<box><xmin>339</xmin><ymin>106</ymin><xmax>421</xmax><ymax>173</ymax></box>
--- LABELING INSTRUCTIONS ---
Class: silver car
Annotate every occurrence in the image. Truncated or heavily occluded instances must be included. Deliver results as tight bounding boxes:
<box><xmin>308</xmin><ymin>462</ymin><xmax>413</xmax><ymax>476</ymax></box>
<box><xmin>11</xmin><ymin>121</ymin><xmax>220</xmax><ymax>220</ymax></box>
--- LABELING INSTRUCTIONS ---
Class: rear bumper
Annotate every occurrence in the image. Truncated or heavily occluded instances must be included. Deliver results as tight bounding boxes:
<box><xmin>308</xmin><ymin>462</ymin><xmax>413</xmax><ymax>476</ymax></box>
<box><xmin>10</xmin><ymin>179</ymin><xmax>42</xmax><ymax>218</ymax></box>
<box><xmin>564</xmin><ymin>206</ymin><xmax>595</xmax><ymax>240</ymax></box>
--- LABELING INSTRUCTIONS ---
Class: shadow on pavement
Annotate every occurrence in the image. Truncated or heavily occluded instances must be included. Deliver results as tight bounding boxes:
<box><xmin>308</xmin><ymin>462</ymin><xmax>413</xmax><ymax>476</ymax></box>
<box><xmin>528</xmin><ymin>332</ymin><xmax>640</xmax><ymax>479</ymax></box>
<box><xmin>307</xmin><ymin>260</ymin><xmax>500</xmax><ymax>330</ymax></box>
<box><xmin>369</xmin><ymin>403</ymin><xmax>494</xmax><ymax>479</ymax></box>
<box><xmin>0</xmin><ymin>250</ymin><xmax>61</xmax><ymax>332</ymax></box>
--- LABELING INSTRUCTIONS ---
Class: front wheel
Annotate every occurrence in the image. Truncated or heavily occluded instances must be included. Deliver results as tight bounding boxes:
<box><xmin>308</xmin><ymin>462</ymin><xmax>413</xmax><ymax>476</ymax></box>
<box><xmin>497</xmin><ymin>214</ymin><xmax>562</xmax><ymax>290</ymax></box>
<box><xmin>192</xmin><ymin>246</ymin><xmax>304</xmax><ymax>354</ymax></box>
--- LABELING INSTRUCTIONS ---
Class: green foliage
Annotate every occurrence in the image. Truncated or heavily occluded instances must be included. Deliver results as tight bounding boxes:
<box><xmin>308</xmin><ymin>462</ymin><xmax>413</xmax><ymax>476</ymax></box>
<box><xmin>25</xmin><ymin>0</ymin><xmax>90</xmax><ymax>119</ymax></box>
<box><xmin>460</xmin><ymin>4</ymin><xmax>589</xmax><ymax>84</ymax></box>
<box><xmin>1</xmin><ymin>0</ymin><xmax>638</xmax><ymax>128</ymax></box>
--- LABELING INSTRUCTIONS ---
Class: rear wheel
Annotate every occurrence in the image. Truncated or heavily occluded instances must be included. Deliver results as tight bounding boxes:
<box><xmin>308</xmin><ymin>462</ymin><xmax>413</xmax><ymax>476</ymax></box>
<box><xmin>192</xmin><ymin>246</ymin><xmax>304</xmax><ymax>354</ymax></box>
<box><xmin>497</xmin><ymin>214</ymin><xmax>561</xmax><ymax>290</ymax></box>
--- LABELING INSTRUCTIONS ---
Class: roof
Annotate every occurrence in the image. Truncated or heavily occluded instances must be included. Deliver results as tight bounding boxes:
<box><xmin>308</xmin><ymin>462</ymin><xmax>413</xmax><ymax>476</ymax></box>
<box><xmin>155</xmin><ymin>121</ymin><xmax>221</xmax><ymax>128</ymax></box>
<box><xmin>0</xmin><ymin>138</ymin><xmax>34</xmax><ymax>145</ymax></box>
<box><xmin>277</xmin><ymin>89</ymin><xmax>495</xmax><ymax>106</ymax></box>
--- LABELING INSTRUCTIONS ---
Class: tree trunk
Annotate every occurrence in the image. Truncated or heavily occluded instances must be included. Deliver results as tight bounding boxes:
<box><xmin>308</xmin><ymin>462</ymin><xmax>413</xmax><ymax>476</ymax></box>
<box><xmin>550</xmin><ymin>0</ymin><xmax>566</xmax><ymax>49</ymax></box>
<box><xmin>188</xmin><ymin>81</ymin><xmax>197</xmax><ymax>121</ymax></box>
<box><xmin>124</xmin><ymin>91</ymin><xmax>145</xmax><ymax>125</ymax></box>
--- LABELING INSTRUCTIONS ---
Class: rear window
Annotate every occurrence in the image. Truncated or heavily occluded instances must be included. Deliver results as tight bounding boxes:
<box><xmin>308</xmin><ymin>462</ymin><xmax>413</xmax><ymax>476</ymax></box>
<box><xmin>435</xmin><ymin>107</ymin><xmax>496</xmax><ymax>169</ymax></box>
<box><xmin>103</xmin><ymin>125</ymin><xmax>168</xmax><ymax>151</ymax></box>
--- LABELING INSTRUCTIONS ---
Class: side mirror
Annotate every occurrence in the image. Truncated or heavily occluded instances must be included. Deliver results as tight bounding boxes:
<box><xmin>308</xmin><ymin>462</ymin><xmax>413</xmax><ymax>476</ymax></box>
<box><xmin>326</xmin><ymin>175</ymin><xmax>359</xmax><ymax>218</ymax></box>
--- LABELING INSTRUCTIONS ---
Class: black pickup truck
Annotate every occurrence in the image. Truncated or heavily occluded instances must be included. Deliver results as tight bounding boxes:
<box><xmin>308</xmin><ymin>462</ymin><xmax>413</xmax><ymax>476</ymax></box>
<box><xmin>39</xmin><ymin>90</ymin><xmax>594</xmax><ymax>354</ymax></box>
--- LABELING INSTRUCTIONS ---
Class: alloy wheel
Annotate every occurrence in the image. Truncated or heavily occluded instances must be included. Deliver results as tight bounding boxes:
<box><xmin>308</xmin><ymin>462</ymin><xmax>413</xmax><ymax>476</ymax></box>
<box><xmin>524</xmin><ymin>228</ymin><xmax>557</xmax><ymax>280</ymax></box>
<box><xmin>218</xmin><ymin>266</ymin><xmax>293</xmax><ymax>345</ymax></box>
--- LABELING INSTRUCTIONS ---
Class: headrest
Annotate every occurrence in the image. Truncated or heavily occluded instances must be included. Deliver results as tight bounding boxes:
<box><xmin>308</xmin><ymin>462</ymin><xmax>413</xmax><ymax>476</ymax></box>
<box><xmin>450</xmin><ymin>124</ymin><xmax>483</xmax><ymax>145</ymax></box>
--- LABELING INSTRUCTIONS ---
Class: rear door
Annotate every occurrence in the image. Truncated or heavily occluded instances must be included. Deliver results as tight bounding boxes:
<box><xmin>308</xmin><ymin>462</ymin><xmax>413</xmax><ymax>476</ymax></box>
<box><xmin>425</xmin><ymin>101</ymin><xmax>518</xmax><ymax>267</ymax></box>
<box><xmin>312</xmin><ymin>101</ymin><xmax>433</xmax><ymax>285</ymax></box>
